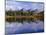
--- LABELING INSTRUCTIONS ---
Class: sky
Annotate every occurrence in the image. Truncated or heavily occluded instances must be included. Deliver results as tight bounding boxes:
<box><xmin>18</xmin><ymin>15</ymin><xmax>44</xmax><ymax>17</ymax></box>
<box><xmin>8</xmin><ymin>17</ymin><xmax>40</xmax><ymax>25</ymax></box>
<box><xmin>16</xmin><ymin>0</ymin><xmax>44</xmax><ymax>2</ymax></box>
<box><xmin>6</xmin><ymin>0</ymin><xmax>44</xmax><ymax>11</ymax></box>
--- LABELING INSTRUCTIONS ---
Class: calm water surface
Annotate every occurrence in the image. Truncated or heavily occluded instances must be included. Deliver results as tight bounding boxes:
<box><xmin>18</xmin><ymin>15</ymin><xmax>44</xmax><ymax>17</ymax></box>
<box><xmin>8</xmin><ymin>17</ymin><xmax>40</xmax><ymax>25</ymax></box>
<box><xmin>5</xmin><ymin>20</ymin><xmax>44</xmax><ymax>35</ymax></box>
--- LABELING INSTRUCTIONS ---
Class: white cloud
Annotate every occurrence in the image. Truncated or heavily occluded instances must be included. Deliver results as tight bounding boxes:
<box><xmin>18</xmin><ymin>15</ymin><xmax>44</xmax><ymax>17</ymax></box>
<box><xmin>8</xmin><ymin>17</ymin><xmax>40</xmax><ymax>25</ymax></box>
<box><xmin>6</xmin><ymin>0</ymin><xmax>44</xmax><ymax>10</ymax></box>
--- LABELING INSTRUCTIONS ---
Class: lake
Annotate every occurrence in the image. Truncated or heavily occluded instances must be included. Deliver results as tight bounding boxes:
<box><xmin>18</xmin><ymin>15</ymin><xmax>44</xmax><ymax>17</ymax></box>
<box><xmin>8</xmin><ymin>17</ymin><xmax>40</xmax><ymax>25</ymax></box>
<box><xmin>5</xmin><ymin>20</ymin><xmax>44</xmax><ymax>35</ymax></box>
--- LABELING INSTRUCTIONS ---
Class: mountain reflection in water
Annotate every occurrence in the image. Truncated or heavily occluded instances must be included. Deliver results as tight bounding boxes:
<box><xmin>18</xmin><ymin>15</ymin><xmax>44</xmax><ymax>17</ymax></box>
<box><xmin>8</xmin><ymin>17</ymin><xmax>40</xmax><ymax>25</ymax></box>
<box><xmin>5</xmin><ymin>20</ymin><xmax>44</xmax><ymax>35</ymax></box>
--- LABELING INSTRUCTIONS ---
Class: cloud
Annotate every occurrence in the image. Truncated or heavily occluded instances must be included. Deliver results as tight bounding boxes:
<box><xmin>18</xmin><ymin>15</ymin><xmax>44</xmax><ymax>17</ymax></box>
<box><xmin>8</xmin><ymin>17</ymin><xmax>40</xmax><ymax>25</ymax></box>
<box><xmin>6</xmin><ymin>0</ymin><xmax>44</xmax><ymax>11</ymax></box>
<box><xmin>15</xmin><ymin>2</ymin><xmax>44</xmax><ymax>10</ymax></box>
